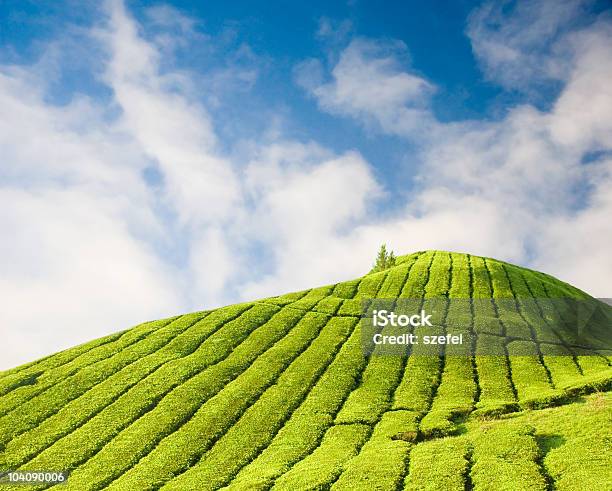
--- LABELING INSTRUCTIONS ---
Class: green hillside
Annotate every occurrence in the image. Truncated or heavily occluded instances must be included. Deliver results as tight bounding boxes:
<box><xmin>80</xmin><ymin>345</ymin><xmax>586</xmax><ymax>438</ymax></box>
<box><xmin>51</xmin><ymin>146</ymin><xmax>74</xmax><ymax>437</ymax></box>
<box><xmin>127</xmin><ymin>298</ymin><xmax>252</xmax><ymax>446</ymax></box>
<box><xmin>0</xmin><ymin>250</ymin><xmax>610</xmax><ymax>490</ymax></box>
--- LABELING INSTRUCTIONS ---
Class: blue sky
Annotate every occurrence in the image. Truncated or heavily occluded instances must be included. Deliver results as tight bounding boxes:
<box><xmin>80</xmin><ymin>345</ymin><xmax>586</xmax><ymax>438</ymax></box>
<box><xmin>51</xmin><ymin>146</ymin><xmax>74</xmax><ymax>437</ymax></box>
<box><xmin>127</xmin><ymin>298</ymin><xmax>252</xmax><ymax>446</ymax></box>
<box><xmin>1</xmin><ymin>0</ymin><xmax>496</xmax><ymax>195</ymax></box>
<box><xmin>1</xmin><ymin>0</ymin><xmax>611</xmax><ymax>368</ymax></box>
<box><xmin>0</xmin><ymin>0</ymin><xmax>549</xmax><ymax>185</ymax></box>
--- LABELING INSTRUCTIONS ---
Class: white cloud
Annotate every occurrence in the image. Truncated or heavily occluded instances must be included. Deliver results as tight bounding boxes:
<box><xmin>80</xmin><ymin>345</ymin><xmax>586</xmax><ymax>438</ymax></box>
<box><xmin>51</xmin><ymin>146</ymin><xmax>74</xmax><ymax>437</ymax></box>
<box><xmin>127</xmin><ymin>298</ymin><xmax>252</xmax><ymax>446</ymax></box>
<box><xmin>102</xmin><ymin>0</ymin><xmax>241</xmax><ymax>227</ymax></box>
<box><xmin>0</xmin><ymin>188</ymin><xmax>182</xmax><ymax>369</ymax></box>
<box><xmin>295</xmin><ymin>0</ymin><xmax>612</xmax><ymax>296</ymax></box>
<box><xmin>549</xmin><ymin>19</ymin><xmax>612</xmax><ymax>150</ymax></box>
<box><xmin>0</xmin><ymin>15</ymin><xmax>188</xmax><ymax>368</ymax></box>
<box><xmin>534</xmin><ymin>157</ymin><xmax>612</xmax><ymax>295</ymax></box>
<box><xmin>1</xmin><ymin>0</ymin><xmax>611</xmax><ymax>369</ymax></box>
<box><xmin>240</xmin><ymin>144</ymin><xmax>381</xmax><ymax>298</ymax></box>
<box><xmin>145</xmin><ymin>4</ymin><xmax>197</xmax><ymax>34</ymax></box>
<box><xmin>295</xmin><ymin>38</ymin><xmax>436</xmax><ymax>137</ymax></box>
<box><xmin>467</xmin><ymin>0</ymin><xmax>589</xmax><ymax>92</ymax></box>
<box><xmin>0</xmin><ymin>1</ymin><xmax>381</xmax><ymax>368</ymax></box>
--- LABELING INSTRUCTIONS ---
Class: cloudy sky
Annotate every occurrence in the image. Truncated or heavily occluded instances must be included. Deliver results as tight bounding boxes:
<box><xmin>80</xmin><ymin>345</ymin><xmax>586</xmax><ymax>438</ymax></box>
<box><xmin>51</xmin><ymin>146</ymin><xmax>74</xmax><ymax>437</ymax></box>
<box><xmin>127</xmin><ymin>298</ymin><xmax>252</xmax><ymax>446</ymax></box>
<box><xmin>1</xmin><ymin>0</ymin><xmax>611</xmax><ymax>369</ymax></box>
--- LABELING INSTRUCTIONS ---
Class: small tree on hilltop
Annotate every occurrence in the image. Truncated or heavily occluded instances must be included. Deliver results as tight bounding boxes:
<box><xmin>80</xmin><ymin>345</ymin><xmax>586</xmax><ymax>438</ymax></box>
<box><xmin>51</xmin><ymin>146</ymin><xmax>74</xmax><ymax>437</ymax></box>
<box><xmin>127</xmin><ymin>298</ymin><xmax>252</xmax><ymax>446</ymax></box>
<box><xmin>371</xmin><ymin>244</ymin><xmax>396</xmax><ymax>273</ymax></box>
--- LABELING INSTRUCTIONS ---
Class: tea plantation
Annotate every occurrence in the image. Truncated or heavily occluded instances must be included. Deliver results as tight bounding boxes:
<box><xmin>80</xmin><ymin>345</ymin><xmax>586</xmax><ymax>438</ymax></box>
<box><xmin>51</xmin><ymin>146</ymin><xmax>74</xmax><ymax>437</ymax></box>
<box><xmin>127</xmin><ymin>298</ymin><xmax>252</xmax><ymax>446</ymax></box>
<box><xmin>0</xmin><ymin>251</ymin><xmax>610</xmax><ymax>490</ymax></box>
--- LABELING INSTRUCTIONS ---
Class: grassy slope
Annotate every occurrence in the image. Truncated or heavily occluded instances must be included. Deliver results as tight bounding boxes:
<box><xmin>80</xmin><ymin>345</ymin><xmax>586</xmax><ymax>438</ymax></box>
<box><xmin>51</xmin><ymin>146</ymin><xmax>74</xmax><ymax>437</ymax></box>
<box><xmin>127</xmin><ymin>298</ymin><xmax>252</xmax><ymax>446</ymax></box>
<box><xmin>404</xmin><ymin>391</ymin><xmax>612</xmax><ymax>491</ymax></box>
<box><xmin>0</xmin><ymin>250</ymin><xmax>610</xmax><ymax>490</ymax></box>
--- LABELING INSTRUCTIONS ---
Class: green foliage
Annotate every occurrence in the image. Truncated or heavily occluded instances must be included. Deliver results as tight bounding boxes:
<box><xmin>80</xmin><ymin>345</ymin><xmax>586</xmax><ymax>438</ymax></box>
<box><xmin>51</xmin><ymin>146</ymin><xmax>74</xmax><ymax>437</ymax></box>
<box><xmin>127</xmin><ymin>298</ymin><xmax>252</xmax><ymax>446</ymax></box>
<box><xmin>331</xmin><ymin>438</ymin><xmax>411</xmax><ymax>490</ymax></box>
<box><xmin>159</xmin><ymin>314</ymin><xmax>352</xmax><ymax>490</ymax></box>
<box><xmin>229</xmin><ymin>324</ymin><xmax>366</xmax><ymax>489</ymax></box>
<box><xmin>0</xmin><ymin>313</ymin><xmax>210</xmax><ymax>448</ymax></box>
<box><xmin>313</xmin><ymin>296</ymin><xmax>344</xmax><ymax>315</ymax></box>
<box><xmin>370</xmin><ymin>244</ymin><xmax>396</xmax><ymax>273</ymax></box>
<box><xmin>0</xmin><ymin>250</ymin><xmax>610</xmax><ymax>490</ymax></box>
<box><xmin>404</xmin><ymin>437</ymin><xmax>471</xmax><ymax>490</ymax></box>
<box><xmin>332</xmin><ymin>278</ymin><xmax>362</xmax><ymax>299</ymax></box>
<box><xmin>377</xmin><ymin>254</ymin><xmax>418</xmax><ymax>297</ymax></box>
<box><xmin>332</xmin><ymin>411</ymin><xmax>418</xmax><ymax>489</ymax></box>
<box><xmin>335</xmin><ymin>355</ymin><xmax>404</xmax><ymax>425</ymax></box>
<box><xmin>272</xmin><ymin>424</ymin><xmax>370</xmax><ymax>490</ymax></box>
<box><xmin>471</xmin><ymin>424</ymin><xmax>547</xmax><ymax>490</ymax></box>
<box><xmin>538</xmin><ymin>393</ymin><xmax>612</xmax><ymax>491</ymax></box>
<box><xmin>71</xmin><ymin>306</ymin><xmax>316</xmax><ymax>490</ymax></box>
<box><xmin>1</xmin><ymin>310</ymin><xmax>234</xmax><ymax>468</ymax></box>
<box><xmin>335</xmin><ymin>299</ymin><xmax>363</xmax><ymax>317</ymax></box>
<box><xmin>473</xmin><ymin>351</ymin><xmax>518</xmax><ymax>416</ymax></box>
<box><xmin>420</xmin><ymin>357</ymin><xmax>476</xmax><ymax>438</ymax></box>
<box><xmin>392</xmin><ymin>356</ymin><xmax>441</xmax><ymax>413</ymax></box>
<box><xmin>354</xmin><ymin>270</ymin><xmax>388</xmax><ymax>299</ymax></box>
<box><xmin>0</xmin><ymin>317</ymin><xmax>174</xmax><ymax>418</ymax></box>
